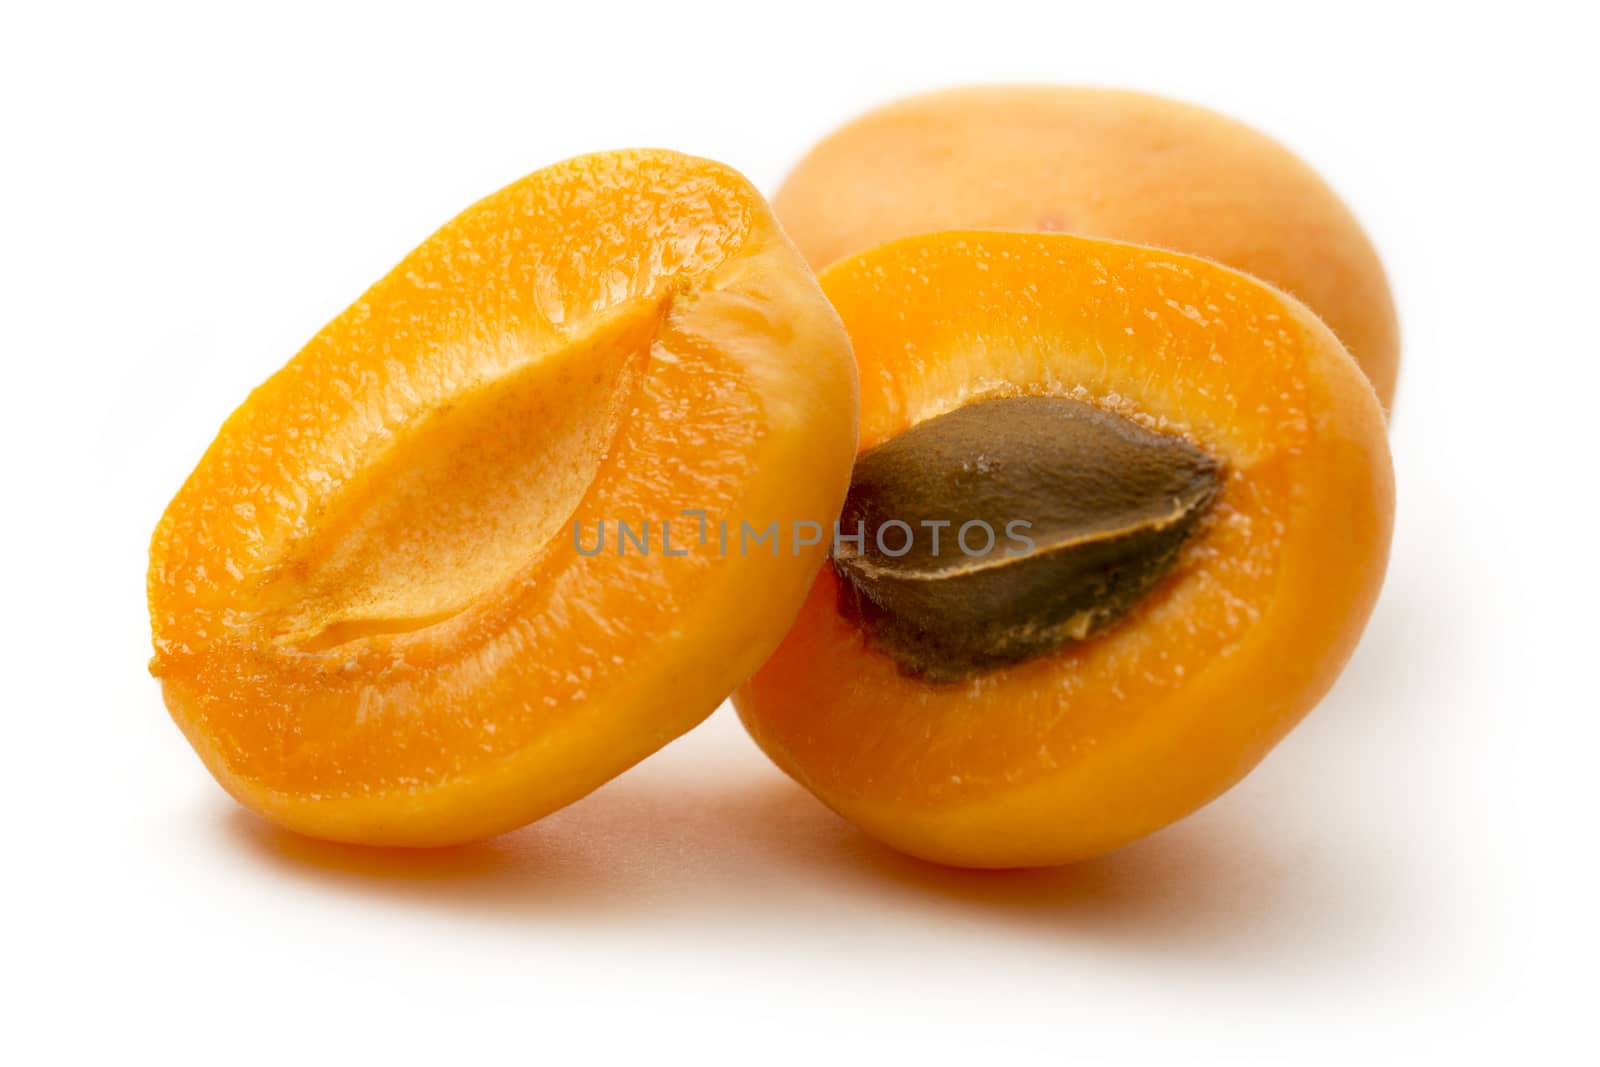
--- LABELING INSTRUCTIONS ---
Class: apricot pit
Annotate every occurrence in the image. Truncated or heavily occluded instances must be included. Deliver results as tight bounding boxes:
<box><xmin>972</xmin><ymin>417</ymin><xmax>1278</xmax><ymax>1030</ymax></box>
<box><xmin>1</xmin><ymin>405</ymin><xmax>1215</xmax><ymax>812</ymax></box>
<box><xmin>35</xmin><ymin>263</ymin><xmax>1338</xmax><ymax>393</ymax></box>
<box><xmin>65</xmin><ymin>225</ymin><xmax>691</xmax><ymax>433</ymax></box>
<box><xmin>834</xmin><ymin>395</ymin><xmax>1220</xmax><ymax>682</ymax></box>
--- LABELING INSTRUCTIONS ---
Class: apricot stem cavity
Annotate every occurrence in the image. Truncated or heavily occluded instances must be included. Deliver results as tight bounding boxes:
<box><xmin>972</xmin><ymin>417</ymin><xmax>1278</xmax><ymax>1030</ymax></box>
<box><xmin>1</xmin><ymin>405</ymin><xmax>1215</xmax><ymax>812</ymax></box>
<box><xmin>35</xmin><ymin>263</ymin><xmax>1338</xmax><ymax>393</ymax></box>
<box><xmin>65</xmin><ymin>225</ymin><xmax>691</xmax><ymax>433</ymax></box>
<box><xmin>831</xmin><ymin>395</ymin><xmax>1220</xmax><ymax>682</ymax></box>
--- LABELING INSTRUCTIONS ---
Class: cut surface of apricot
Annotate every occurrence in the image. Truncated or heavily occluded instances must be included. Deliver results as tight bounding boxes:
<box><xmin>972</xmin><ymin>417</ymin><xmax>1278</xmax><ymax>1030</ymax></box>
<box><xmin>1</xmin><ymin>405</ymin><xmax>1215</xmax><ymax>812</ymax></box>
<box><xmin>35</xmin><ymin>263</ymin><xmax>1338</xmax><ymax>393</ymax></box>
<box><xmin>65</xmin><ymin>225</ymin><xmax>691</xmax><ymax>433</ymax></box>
<box><xmin>774</xmin><ymin>85</ymin><xmax>1400</xmax><ymax>410</ymax></box>
<box><xmin>734</xmin><ymin>231</ymin><xmax>1393</xmax><ymax>869</ymax></box>
<box><xmin>148</xmin><ymin>149</ymin><xmax>858</xmax><ymax>846</ymax></box>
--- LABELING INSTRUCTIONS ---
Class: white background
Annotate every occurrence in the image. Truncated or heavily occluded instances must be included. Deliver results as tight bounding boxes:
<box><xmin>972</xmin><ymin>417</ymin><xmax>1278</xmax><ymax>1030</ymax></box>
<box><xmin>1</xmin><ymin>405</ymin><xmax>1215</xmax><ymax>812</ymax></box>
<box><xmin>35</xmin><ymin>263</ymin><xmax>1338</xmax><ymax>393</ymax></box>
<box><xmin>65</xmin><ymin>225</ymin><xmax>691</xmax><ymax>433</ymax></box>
<box><xmin>4</xmin><ymin>2</ymin><xmax>1595</xmax><ymax>1062</ymax></box>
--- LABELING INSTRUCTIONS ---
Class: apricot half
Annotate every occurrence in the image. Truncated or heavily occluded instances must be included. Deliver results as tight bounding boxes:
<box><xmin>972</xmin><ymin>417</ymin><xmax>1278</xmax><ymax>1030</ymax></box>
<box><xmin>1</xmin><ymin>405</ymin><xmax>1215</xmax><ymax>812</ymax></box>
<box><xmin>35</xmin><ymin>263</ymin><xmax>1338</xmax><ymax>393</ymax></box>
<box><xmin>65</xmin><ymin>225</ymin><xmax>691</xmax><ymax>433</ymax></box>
<box><xmin>734</xmin><ymin>231</ymin><xmax>1393</xmax><ymax>868</ymax></box>
<box><xmin>148</xmin><ymin>150</ymin><xmax>858</xmax><ymax>846</ymax></box>
<box><xmin>775</xmin><ymin>85</ymin><xmax>1400</xmax><ymax>410</ymax></box>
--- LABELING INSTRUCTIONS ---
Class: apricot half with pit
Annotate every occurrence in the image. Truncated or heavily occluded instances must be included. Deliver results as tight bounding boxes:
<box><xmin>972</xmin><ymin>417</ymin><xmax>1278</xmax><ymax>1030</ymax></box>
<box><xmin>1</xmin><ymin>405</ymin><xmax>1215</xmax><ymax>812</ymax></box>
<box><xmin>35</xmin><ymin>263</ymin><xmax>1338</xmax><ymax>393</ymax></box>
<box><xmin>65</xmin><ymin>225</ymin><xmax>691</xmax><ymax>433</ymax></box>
<box><xmin>147</xmin><ymin>149</ymin><xmax>858</xmax><ymax>846</ymax></box>
<box><xmin>734</xmin><ymin>230</ymin><xmax>1394</xmax><ymax>869</ymax></box>
<box><xmin>774</xmin><ymin>85</ymin><xmax>1400</xmax><ymax>410</ymax></box>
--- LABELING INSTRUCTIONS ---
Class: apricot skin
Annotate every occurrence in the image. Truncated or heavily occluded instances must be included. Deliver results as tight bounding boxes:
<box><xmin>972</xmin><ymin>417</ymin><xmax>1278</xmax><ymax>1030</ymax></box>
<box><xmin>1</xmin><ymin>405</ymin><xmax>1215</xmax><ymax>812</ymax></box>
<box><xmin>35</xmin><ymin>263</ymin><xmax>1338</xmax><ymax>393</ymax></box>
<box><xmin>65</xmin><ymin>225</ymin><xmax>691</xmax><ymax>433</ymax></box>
<box><xmin>734</xmin><ymin>231</ymin><xmax>1394</xmax><ymax>869</ymax></box>
<box><xmin>148</xmin><ymin>150</ymin><xmax>858</xmax><ymax>847</ymax></box>
<box><xmin>774</xmin><ymin>85</ymin><xmax>1400</xmax><ymax>410</ymax></box>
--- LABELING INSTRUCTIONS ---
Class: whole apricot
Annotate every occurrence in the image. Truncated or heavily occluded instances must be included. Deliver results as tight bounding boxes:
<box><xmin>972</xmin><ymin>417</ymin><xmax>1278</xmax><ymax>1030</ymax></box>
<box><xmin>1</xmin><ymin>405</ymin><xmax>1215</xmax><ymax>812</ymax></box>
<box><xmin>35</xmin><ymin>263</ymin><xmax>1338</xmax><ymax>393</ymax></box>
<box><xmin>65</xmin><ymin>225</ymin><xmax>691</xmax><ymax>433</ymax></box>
<box><xmin>775</xmin><ymin>85</ymin><xmax>1400</xmax><ymax>409</ymax></box>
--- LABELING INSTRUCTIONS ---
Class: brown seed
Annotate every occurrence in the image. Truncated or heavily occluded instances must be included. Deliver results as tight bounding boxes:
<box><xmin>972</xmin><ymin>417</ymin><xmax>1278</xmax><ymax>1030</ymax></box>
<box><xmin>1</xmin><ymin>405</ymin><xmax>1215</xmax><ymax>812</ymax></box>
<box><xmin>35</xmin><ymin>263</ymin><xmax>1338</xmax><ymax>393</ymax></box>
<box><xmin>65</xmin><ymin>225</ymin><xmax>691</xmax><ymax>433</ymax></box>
<box><xmin>832</xmin><ymin>395</ymin><xmax>1220</xmax><ymax>682</ymax></box>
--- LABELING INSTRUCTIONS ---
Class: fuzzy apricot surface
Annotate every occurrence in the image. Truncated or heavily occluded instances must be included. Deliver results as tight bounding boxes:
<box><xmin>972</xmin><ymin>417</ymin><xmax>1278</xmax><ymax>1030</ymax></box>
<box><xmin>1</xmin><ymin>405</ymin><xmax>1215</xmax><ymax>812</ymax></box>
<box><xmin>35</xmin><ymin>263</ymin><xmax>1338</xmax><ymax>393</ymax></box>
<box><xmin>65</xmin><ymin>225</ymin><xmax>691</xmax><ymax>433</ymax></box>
<box><xmin>148</xmin><ymin>150</ymin><xmax>858</xmax><ymax>846</ymax></box>
<box><xmin>735</xmin><ymin>230</ymin><xmax>1393</xmax><ymax>868</ymax></box>
<box><xmin>775</xmin><ymin>85</ymin><xmax>1400</xmax><ymax>410</ymax></box>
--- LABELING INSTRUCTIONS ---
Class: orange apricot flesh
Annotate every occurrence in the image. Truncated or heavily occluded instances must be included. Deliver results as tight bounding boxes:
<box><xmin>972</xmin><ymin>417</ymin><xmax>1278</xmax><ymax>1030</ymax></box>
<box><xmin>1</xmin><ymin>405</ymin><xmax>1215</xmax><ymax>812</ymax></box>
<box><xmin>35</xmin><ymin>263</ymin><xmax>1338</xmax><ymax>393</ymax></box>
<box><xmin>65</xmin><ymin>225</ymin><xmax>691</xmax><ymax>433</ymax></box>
<box><xmin>774</xmin><ymin>85</ymin><xmax>1400</xmax><ymax>410</ymax></box>
<box><xmin>734</xmin><ymin>231</ymin><xmax>1393</xmax><ymax>868</ymax></box>
<box><xmin>148</xmin><ymin>149</ymin><xmax>858</xmax><ymax>846</ymax></box>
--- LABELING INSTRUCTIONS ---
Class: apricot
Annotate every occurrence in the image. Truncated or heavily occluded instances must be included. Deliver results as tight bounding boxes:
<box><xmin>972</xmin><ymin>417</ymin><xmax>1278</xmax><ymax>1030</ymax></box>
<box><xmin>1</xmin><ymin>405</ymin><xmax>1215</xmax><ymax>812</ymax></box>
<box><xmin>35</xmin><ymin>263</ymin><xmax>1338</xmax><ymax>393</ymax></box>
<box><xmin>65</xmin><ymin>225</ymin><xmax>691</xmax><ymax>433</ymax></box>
<box><xmin>734</xmin><ymin>231</ymin><xmax>1394</xmax><ymax>868</ymax></box>
<box><xmin>148</xmin><ymin>149</ymin><xmax>858</xmax><ymax>846</ymax></box>
<box><xmin>774</xmin><ymin>85</ymin><xmax>1400</xmax><ymax>410</ymax></box>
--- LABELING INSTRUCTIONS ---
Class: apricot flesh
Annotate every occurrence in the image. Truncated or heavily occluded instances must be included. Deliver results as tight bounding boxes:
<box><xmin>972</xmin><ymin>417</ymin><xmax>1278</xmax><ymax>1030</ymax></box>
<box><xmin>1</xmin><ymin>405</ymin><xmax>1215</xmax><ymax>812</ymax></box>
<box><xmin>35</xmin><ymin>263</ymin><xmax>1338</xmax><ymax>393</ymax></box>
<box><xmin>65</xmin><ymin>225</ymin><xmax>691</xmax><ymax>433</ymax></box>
<box><xmin>734</xmin><ymin>231</ymin><xmax>1394</xmax><ymax>869</ymax></box>
<box><xmin>147</xmin><ymin>149</ymin><xmax>858</xmax><ymax>846</ymax></box>
<box><xmin>774</xmin><ymin>85</ymin><xmax>1400</xmax><ymax>410</ymax></box>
